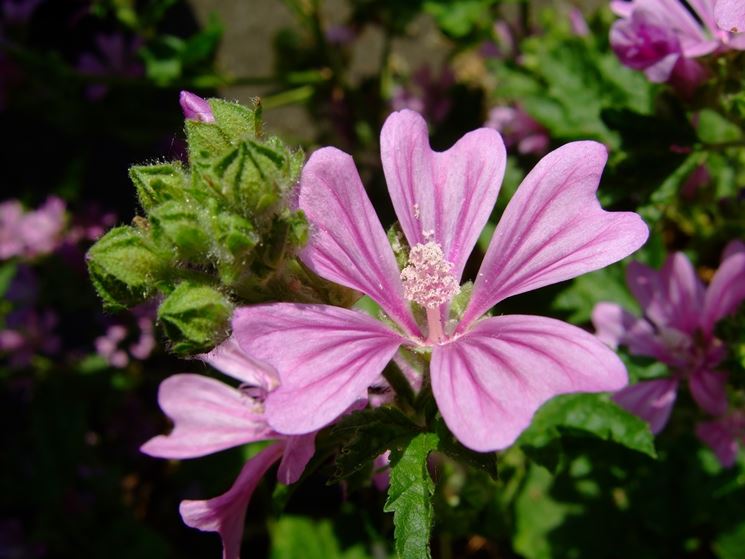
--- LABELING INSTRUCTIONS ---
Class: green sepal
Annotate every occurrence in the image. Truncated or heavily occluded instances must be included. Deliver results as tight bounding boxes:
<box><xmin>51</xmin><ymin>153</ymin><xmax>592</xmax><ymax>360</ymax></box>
<box><xmin>129</xmin><ymin>163</ymin><xmax>187</xmax><ymax>211</ymax></box>
<box><xmin>212</xmin><ymin>212</ymin><xmax>258</xmax><ymax>258</ymax></box>
<box><xmin>157</xmin><ymin>281</ymin><xmax>232</xmax><ymax>355</ymax></box>
<box><xmin>87</xmin><ymin>226</ymin><xmax>164</xmax><ymax>310</ymax></box>
<box><xmin>186</xmin><ymin>119</ymin><xmax>232</xmax><ymax>164</ymax></box>
<box><xmin>208</xmin><ymin>98</ymin><xmax>260</xmax><ymax>141</ymax></box>
<box><xmin>149</xmin><ymin>200</ymin><xmax>212</xmax><ymax>260</ymax></box>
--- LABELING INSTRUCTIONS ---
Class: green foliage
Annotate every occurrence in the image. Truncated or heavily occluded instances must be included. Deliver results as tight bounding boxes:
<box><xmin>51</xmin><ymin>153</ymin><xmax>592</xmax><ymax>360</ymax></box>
<box><xmin>140</xmin><ymin>14</ymin><xmax>223</xmax><ymax>86</ymax></box>
<box><xmin>424</xmin><ymin>0</ymin><xmax>499</xmax><ymax>38</ymax></box>
<box><xmin>332</xmin><ymin>406</ymin><xmax>421</xmax><ymax>481</ymax></box>
<box><xmin>384</xmin><ymin>432</ymin><xmax>440</xmax><ymax>559</ymax></box>
<box><xmin>493</xmin><ymin>35</ymin><xmax>654</xmax><ymax>147</ymax></box>
<box><xmin>270</xmin><ymin>516</ymin><xmax>372</xmax><ymax>559</ymax></box>
<box><xmin>697</xmin><ymin>109</ymin><xmax>743</xmax><ymax>144</ymax></box>
<box><xmin>518</xmin><ymin>394</ymin><xmax>657</xmax><ymax>471</ymax></box>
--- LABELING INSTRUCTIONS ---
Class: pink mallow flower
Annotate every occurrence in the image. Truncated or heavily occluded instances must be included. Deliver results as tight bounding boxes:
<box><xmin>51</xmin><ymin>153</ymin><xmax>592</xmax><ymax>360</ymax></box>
<box><xmin>592</xmin><ymin>241</ymin><xmax>745</xmax><ymax>434</ymax></box>
<box><xmin>232</xmin><ymin>109</ymin><xmax>648</xmax><ymax>452</ymax></box>
<box><xmin>485</xmin><ymin>105</ymin><xmax>550</xmax><ymax>156</ymax></box>
<box><xmin>141</xmin><ymin>336</ymin><xmax>316</xmax><ymax>559</ymax></box>
<box><xmin>609</xmin><ymin>0</ymin><xmax>745</xmax><ymax>89</ymax></box>
<box><xmin>696</xmin><ymin>411</ymin><xmax>745</xmax><ymax>467</ymax></box>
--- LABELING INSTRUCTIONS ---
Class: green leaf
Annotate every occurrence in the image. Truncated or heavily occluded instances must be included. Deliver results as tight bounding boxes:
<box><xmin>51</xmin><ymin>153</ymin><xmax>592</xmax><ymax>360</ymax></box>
<box><xmin>0</xmin><ymin>262</ymin><xmax>17</xmax><ymax>299</ymax></box>
<box><xmin>513</xmin><ymin>463</ymin><xmax>581</xmax><ymax>559</ymax></box>
<box><xmin>331</xmin><ymin>406</ymin><xmax>421</xmax><ymax>481</ymax></box>
<box><xmin>424</xmin><ymin>0</ymin><xmax>497</xmax><ymax>37</ymax></box>
<box><xmin>157</xmin><ymin>281</ymin><xmax>232</xmax><ymax>355</ymax></box>
<box><xmin>714</xmin><ymin>519</ymin><xmax>745</xmax><ymax>559</ymax></box>
<box><xmin>518</xmin><ymin>394</ymin><xmax>657</xmax><ymax>469</ymax></box>
<box><xmin>270</xmin><ymin>516</ymin><xmax>371</xmax><ymax>559</ymax></box>
<box><xmin>698</xmin><ymin>109</ymin><xmax>743</xmax><ymax>144</ymax></box>
<box><xmin>384</xmin><ymin>432</ymin><xmax>440</xmax><ymax>559</ymax></box>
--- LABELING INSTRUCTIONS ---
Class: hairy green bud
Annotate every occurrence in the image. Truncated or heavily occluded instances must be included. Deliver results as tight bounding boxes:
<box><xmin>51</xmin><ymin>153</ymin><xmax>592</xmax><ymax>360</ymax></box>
<box><xmin>87</xmin><ymin>226</ymin><xmax>164</xmax><ymax>310</ymax></box>
<box><xmin>149</xmin><ymin>200</ymin><xmax>211</xmax><ymax>260</ymax></box>
<box><xmin>129</xmin><ymin>163</ymin><xmax>188</xmax><ymax>211</ymax></box>
<box><xmin>157</xmin><ymin>281</ymin><xmax>233</xmax><ymax>355</ymax></box>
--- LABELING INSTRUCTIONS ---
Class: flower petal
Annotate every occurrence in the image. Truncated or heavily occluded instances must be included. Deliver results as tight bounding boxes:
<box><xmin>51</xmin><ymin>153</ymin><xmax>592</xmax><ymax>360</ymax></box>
<box><xmin>613</xmin><ymin>378</ymin><xmax>678</xmax><ymax>434</ymax></box>
<box><xmin>298</xmin><ymin>147</ymin><xmax>419</xmax><ymax>336</ymax></box>
<box><xmin>701</xmin><ymin>241</ymin><xmax>745</xmax><ymax>334</ymax></box>
<box><xmin>696</xmin><ymin>417</ymin><xmax>740</xmax><ymax>468</ymax></box>
<box><xmin>591</xmin><ymin>302</ymin><xmax>668</xmax><ymax>359</ymax></box>
<box><xmin>277</xmin><ymin>434</ymin><xmax>316</xmax><ymax>485</ymax></box>
<box><xmin>380</xmin><ymin>109</ymin><xmax>506</xmax><ymax>280</ymax></box>
<box><xmin>461</xmin><ymin>142</ymin><xmax>648</xmax><ymax>327</ymax></box>
<box><xmin>200</xmin><ymin>335</ymin><xmax>279</xmax><ymax>389</ymax></box>
<box><xmin>140</xmin><ymin>374</ymin><xmax>272</xmax><ymax>459</ymax></box>
<box><xmin>431</xmin><ymin>315</ymin><xmax>628</xmax><ymax>452</ymax></box>
<box><xmin>714</xmin><ymin>0</ymin><xmax>744</xmax><ymax>33</ymax></box>
<box><xmin>628</xmin><ymin>253</ymin><xmax>705</xmax><ymax>334</ymax></box>
<box><xmin>180</xmin><ymin>442</ymin><xmax>284</xmax><ymax>559</ymax></box>
<box><xmin>689</xmin><ymin>369</ymin><xmax>728</xmax><ymax>416</ymax></box>
<box><xmin>233</xmin><ymin>304</ymin><xmax>406</xmax><ymax>435</ymax></box>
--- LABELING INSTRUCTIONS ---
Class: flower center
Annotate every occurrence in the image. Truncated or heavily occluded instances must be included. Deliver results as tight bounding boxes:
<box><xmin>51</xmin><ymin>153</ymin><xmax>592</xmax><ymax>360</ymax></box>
<box><xmin>401</xmin><ymin>242</ymin><xmax>460</xmax><ymax>309</ymax></box>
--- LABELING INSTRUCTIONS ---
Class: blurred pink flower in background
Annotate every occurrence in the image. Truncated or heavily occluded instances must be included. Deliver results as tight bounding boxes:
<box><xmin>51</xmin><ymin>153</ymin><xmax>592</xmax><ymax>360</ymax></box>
<box><xmin>485</xmin><ymin>105</ymin><xmax>549</xmax><ymax>156</ymax></box>
<box><xmin>391</xmin><ymin>66</ymin><xmax>454</xmax><ymax>125</ymax></box>
<box><xmin>94</xmin><ymin>303</ymin><xmax>156</xmax><ymax>368</ymax></box>
<box><xmin>233</xmin><ymin>109</ymin><xmax>648</xmax><ymax>452</ymax></box>
<box><xmin>609</xmin><ymin>0</ymin><xmax>745</xmax><ymax>92</ymax></box>
<box><xmin>696</xmin><ymin>412</ymin><xmax>745</xmax><ymax>467</ymax></box>
<box><xmin>569</xmin><ymin>7</ymin><xmax>590</xmax><ymax>37</ymax></box>
<box><xmin>593</xmin><ymin>241</ymin><xmax>745</xmax><ymax>433</ymax></box>
<box><xmin>0</xmin><ymin>196</ymin><xmax>65</xmax><ymax>260</ymax></box>
<box><xmin>77</xmin><ymin>33</ymin><xmax>143</xmax><ymax>100</ymax></box>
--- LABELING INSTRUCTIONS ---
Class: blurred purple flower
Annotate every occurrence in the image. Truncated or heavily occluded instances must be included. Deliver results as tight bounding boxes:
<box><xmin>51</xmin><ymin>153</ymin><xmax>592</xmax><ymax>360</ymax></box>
<box><xmin>481</xmin><ymin>21</ymin><xmax>516</xmax><ymax>59</ymax></box>
<box><xmin>94</xmin><ymin>303</ymin><xmax>156</xmax><ymax>368</ymax></box>
<box><xmin>1</xmin><ymin>0</ymin><xmax>42</xmax><ymax>26</ymax></box>
<box><xmin>569</xmin><ymin>7</ymin><xmax>590</xmax><ymax>37</ymax></box>
<box><xmin>77</xmin><ymin>33</ymin><xmax>143</xmax><ymax>100</ymax></box>
<box><xmin>179</xmin><ymin>91</ymin><xmax>215</xmax><ymax>123</ymax></box>
<box><xmin>696</xmin><ymin>412</ymin><xmax>745</xmax><ymax>467</ymax></box>
<box><xmin>610</xmin><ymin>0</ymin><xmax>745</xmax><ymax>90</ymax></box>
<box><xmin>325</xmin><ymin>24</ymin><xmax>357</xmax><ymax>45</ymax></box>
<box><xmin>0</xmin><ymin>196</ymin><xmax>66</xmax><ymax>260</ymax></box>
<box><xmin>593</xmin><ymin>241</ymin><xmax>745</xmax><ymax>433</ymax></box>
<box><xmin>391</xmin><ymin>66</ymin><xmax>454</xmax><ymax>125</ymax></box>
<box><xmin>681</xmin><ymin>164</ymin><xmax>711</xmax><ymax>198</ymax></box>
<box><xmin>0</xmin><ymin>308</ymin><xmax>60</xmax><ymax>367</ymax></box>
<box><xmin>485</xmin><ymin>105</ymin><xmax>549</xmax><ymax>156</ymax></box>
